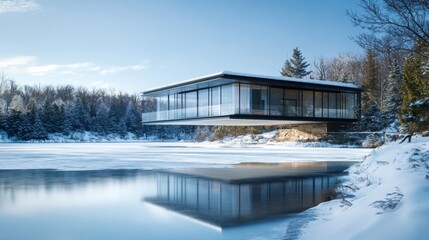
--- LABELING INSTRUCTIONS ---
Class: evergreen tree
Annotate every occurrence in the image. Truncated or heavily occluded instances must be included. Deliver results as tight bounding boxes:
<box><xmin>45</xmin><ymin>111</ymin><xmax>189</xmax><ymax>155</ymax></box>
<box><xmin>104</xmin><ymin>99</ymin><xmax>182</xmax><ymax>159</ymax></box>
<box><xmin>31</xmin><ymin>111</ymin><xmax>48</xmax><ymax>140</ymax></box>
<box><xmin>125</xmin><ymin>102</ymin><xmax>141</xmax><ymax>136</ymax></box>
<box><xmin>399</xmin><ymin>41</ymin><xmax>429</xmax><ymax>132</ymax></box>
<box><xmin>42</xmin><ymin>99</ymin><xmax>66</xmax><ymax>134</ymax></box>
<box><xmin>16</xmin><ymin>114</ymin><xmax>32</xmax><ymax>141</ymax></box>
<box><xmin>7</xmin><ymin>95</ymin><xmax>26</xmax><ymax>138</ymax></box>
<box><xmin>382</xmin><ymin>60</ymin><xmax>402</xmax><ymax>115</ymax></box>
<box><xmin>281</xmin><ymin>47</ymin><xmax>311</xmax><ymax>78</ymax></box>
<box><xmin>92</xmin><ymin>101</ymin><xmax>112</xmax><ymax>134</ymax></box>
<box><xmin>361</xmin><ymin>49</ymin><xmax>380</xmax><ymax>111</ymax></box>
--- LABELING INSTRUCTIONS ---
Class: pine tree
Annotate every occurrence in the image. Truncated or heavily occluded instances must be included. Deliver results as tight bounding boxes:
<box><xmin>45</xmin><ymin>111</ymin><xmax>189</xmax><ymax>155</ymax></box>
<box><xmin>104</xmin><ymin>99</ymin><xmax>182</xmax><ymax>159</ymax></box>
<box><xmin>399</xmin><ymin>41</ymin><xmax>429</xmax><ymax>132</ymax></box>
<box><xmin>7</xmin><ymin>95</ymin><xmax>26</xmax><ymax>138</ymax></box>
<box><xmin>382</xmin><ymin>60</ymin><xmax>402</xmax><ymax>115</ymax></box>
<box><xmin>361</xmin><ymin>49</ymin><xmax>380</xmax><ymax>111</ymax></box>
<box><xmin>125</xmin><ymin>102</ymin><xmax>141</xmax><ymax>136</ymax></box>
<box><xmin>281</xmin><ymin>47</ymin><xmax>311</xmax><ymax>78</ymax></box>
<box><xmin>17</xmin><ymin>114</ymin><xmax>32</xmax><ymax>141</ymax></box>
<box><xmin>31</xmin><ymin>111</ymin><xmax>48</xmax><ymax>140</ymax></box>
<box><xmin>92</xmin><ymin>101</ymin><xmax>112</xmax><ymax>134</ymax></box>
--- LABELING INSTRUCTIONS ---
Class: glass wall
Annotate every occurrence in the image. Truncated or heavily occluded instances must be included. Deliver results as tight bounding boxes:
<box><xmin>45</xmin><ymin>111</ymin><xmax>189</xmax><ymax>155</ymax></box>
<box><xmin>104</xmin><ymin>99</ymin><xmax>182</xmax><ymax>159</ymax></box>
<box><xmin>315</xmin><ymin>92</ymin><xmax>322</xmax><ymax>117</ymax></box>
<box><xmin>144</xmin><ymin>82</ymin><xmax>359</xmax><ymax>122</ymax></box>
<box><xmin>210</xmin><ymin>87</ymin><xmax>220</xmax><ymax>116</ymax></box>
<box><xmin>198</xmin><ymin>89</ymin><xmax>209</xmax><ymax>117</ymax></box>
<box><xmin>284</xmin><ymin>89</ymin><xmax>299</xmax><ymax>117</ymax></box>
<box><xmin>322</xmin><ymin>92</ymin><xmax>329</xmax><ymax>118</ymax></box>
<box><xmin>156</xmin><ymin>96</ymin><xmax>168</xmax><ymax>120</ymax></box>
<box><xmin>185</xmin><ymin>91</ymin><xmax>197</xmax><ymax>118</ymax></box>
<box><xmin>240</xmin><ymin>84</ymin><xmax>251</xmax><ymax>114</ymax></box>
<box><xmin>221</xmin><ymin>85</ymin><xmax>233</xmax><ymax>115</ymax></box>
<box><xmin>240</xmin><ymin>84</ymin><xmax>268</xmax><ymax>115</ymax></box>
<box><xmin>302</xmin><ymin>91</ymin><xmax>314</xmax><ymax>117</ymax></box>
<box><xmin>270</xmin><ymin>88</ymin><xmax>283</xmax><ymax>116</ymax></box>
<box><xmin>345</xmin><ymin>93</ymin><xmax>357</xmax><ymax>119</ymax></box>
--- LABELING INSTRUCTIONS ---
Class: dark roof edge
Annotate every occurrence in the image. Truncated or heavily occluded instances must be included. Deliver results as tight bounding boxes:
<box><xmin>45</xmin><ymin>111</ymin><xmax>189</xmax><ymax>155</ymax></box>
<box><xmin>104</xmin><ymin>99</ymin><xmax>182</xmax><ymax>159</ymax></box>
<box><xmin>142</xmin><ymin>71</ymin><xmax>360</xmax><ymax>95</ymax></box>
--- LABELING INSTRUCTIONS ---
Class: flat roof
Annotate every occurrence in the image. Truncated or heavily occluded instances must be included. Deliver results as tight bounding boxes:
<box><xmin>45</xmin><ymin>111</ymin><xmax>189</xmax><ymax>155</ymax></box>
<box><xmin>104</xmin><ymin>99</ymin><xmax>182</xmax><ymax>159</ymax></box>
<box><xmin>143</xmin><ymin>71</ymin><xmax>360</xmax><ymax>96</ymax></box>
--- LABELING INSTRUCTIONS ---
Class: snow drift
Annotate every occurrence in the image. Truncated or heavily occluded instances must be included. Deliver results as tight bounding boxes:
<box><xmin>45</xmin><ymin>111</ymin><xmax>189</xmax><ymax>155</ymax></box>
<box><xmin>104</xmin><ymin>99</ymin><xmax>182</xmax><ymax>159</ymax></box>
<box><xmin>298</xmin><ymin>137</ymin><xmax>429</xmax><ymax>240</ymax></box>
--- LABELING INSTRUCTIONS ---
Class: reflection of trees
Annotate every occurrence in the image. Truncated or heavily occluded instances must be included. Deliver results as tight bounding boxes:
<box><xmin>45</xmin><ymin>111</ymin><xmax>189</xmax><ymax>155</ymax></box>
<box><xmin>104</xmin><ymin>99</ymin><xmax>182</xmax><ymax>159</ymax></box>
<box><xmin>0</xmin><ymin>169</ymin><xmax>148</xmax><ymax>198</ymax></box>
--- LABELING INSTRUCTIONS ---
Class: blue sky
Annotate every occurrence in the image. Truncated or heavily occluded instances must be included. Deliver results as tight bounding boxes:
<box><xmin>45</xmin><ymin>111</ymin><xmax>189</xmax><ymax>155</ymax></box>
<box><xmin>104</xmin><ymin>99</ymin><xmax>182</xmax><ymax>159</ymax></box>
<box><xmin>0</xmin><ymin>0</ymin><xmax>363</xmax><ymax>93</ymax></box>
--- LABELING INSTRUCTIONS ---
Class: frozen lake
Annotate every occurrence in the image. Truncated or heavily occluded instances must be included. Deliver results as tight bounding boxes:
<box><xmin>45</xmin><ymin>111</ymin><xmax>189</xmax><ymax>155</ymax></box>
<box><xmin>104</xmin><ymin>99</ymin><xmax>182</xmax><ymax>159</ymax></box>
<box><xmin>0</xmin><ymin>143</ymin><xmax>371</xmax><ymax>239</ymax></box>
<box><xmin>0</xmin><ymin>142</ymin><xmax>371</xmax><ymax>170</ymax></box>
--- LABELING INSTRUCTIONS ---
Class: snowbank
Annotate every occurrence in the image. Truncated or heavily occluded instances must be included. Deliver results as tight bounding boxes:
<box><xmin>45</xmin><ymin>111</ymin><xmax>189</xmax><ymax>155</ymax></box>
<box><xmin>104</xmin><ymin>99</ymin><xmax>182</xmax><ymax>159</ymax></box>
<box><xmin>297</xmin><ymin>136</ymin><xmax>429</xmax><ymax>240</ymax></box>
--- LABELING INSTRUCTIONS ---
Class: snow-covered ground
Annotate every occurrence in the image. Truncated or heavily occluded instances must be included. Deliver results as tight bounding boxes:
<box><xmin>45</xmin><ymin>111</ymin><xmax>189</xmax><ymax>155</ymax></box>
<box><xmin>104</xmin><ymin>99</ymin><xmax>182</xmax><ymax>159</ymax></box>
<box><xmin>295</xmin><ymin>136</ymin><xmax>429</xmax><ymax>240</ymax></box>
<box><xmin>0</xmin><ymin>142</ymin><xmax>371</xmax><ymax>170</ymax></box>
<box><xmin>0</xmin><ymin>129</ymin><xmax>369</xmax><ymax>148</ymax></box>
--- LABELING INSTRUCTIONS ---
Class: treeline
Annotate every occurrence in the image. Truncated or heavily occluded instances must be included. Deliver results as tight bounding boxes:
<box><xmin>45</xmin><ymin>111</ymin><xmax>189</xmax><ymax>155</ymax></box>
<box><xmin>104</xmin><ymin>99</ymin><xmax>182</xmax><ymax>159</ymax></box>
<box><xmin>0</xmin><ymin>79</ymin><xmax>149</xmax><ymax>140</ymax></box>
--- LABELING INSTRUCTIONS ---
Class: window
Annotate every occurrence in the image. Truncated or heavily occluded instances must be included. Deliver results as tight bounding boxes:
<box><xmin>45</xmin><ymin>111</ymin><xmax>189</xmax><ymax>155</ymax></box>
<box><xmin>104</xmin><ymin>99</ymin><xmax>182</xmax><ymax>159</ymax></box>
<box><xmin>239</xmin><ymin>84</ymin><xmax>268</xmax><ymax>115</ymax></box>
<box><xmin>303</xmin><ymin>91</ymin><xmax>314</xmax><ymax>117</ymax></box>
<box><xmin>198</xmin><ymin>89</ymin><xmax>209</xmax><ymax>117</ymax></box>
<box><xmin>345</xmin><ymin>93</ymin><xmax>356</xmax><ymax>119</ymax></box>
<box><xmin>270</xmin><ymin>88</ymin><xmax>283</xmax><ymax>116</ymax></box>
<box><xmin>168</xmin><ymin>94</ymin><xmax>176</xmax><ymax>119</ymax></box>
<box><xmin>329</xmin><ymin>92</ymin><xmax>337</xmax><ymax>118</ymax></box>
<box><xmin>221</xmin><ymin>84</ymin><xmax>234</xmax><ymax>115</ymax></box>
<box><xmin>185</xmin><ymin>91</ymin><xmax>197</xmax><ymax>118</ymax></box>
<box><xmin>252</xmin><ymin>85</ymin><xmax>268</xmax><ymax>115</ymax></box>
<box><xmin>337</xmin><ymin>93</ymin><xmax>343</xmax><ymax>118</ymax></box>
<box><xmin>315</xmin><ymin>91</ymin><xmax>322</xmax><ymax>117</ymax></box>
<box><xmin>322</xmin><ymin>92</ymin><xmax>329</xmax><ymax>118</ymax></box>
<box><xmin>284</xmin><ymin>89</ymin><xmax>299</xmax><ymax>117</ymax></box>
<box><xmin>240</xmin><ymin>84</ymin><xmax>251</xmax><ymax>114</ymax></box>
<box><xmin>210</xmin><ymin>87</ymin><xmax>220</xmax><ymax>116</ymax></box>
<box><xmin>157</xmin><ymin>96</ymin><xmax>168</xmax><ymax>120</ymax></box>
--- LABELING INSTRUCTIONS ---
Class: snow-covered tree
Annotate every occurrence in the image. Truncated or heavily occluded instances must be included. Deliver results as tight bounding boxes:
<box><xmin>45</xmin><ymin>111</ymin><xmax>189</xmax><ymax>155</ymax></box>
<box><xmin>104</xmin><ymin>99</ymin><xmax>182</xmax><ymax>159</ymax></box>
<box><xmin>281</xmin><ymin>47</ymin><xmax>311</xmax><ymax>78</ymax></box>
<box><xmin>0</xmin><ymin>98</ymin><xmax>7</xmax><ymax>131</ymax></box>
<box><xmin>31</xmin><ymin>111</ymin><xmax>48</xmax><ymax>140</ymax></box>
<box><xmin>382</xmin><ymin>60</ymin><xmax>402</xmax><ymax>115</ymax></box>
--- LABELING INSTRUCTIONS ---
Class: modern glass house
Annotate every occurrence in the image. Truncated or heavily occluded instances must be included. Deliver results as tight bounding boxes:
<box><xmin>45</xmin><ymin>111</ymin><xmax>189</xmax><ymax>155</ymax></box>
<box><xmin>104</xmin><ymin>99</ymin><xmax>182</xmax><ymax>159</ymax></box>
<box><xmin>142</xmin><ymin>71</ymin><xmax>361</xmax><ymax>125</ymax></box>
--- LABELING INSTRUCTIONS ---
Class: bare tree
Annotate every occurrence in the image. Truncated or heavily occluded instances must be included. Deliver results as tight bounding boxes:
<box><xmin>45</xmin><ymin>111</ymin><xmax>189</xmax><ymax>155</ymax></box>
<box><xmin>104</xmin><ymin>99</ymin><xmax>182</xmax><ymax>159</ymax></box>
<box><xmin>348</xmin><ymin>0</ymin><xmax>429</xmax><ymax>56</ymax></box>
<box><xmin>325</xmin><ymin>53</ymin><xmax>365</xmax><ymax>85</ymax></box>
<box><xmin>312</xmin><ymin>57</ymin><xmax>330</xmax><ymax>80</ymax></box>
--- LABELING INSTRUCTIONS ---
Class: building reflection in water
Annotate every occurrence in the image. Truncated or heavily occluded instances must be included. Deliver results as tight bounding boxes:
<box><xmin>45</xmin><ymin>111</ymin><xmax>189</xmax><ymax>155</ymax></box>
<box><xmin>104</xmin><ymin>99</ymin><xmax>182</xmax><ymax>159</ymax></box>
<box><xmin>145</xmin><ymin>173</ymin><xmax>340</xmax><ymax>228</ymax></box>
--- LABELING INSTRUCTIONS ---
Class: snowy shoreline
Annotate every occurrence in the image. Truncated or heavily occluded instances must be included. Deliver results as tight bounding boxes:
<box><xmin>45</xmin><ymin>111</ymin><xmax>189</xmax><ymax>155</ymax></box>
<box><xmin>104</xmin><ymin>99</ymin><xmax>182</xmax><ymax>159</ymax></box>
<box><xmin>0</xmin><ymin>130</ymin><xmax>370</xmax><ymax>148</ymax></box>
<box><xmin>294</xmin><ymin>136</ymin><xmax>429</xmax><ymax>240</ymax></box>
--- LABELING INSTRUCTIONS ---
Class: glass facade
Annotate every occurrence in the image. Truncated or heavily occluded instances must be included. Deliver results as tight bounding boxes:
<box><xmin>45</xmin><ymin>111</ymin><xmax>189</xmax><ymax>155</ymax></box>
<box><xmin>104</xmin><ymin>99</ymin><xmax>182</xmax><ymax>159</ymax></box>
<box><xmin>143</xmin><ymin>81</ymin><xmax>359</xmax><ymax>123</ymax></box>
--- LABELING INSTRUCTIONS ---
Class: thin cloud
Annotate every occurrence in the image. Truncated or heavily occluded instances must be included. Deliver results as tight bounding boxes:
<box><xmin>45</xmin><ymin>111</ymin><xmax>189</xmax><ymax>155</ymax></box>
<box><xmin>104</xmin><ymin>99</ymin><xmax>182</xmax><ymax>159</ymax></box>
<box><xmin>26</xmin><ymin>62</ymin><xmax>97</xmax><ymax>76</ymax></box>
<box><xmin>100</xmin><ymin>65</ymin><xmax>145</xmax><ymax>75</ymax></box>
<box><xmin>0</xmin><ymin>0</ymin><xmax>39</xmax><ymax>13</ymax></box>
<box><xmin>0</xmin><ymin>55</ymin><xmax>36</xmax><ymax>68</ymax></box>
<box><xmin>0</xmin><ymin>56</ymin><xmax>146</xmax><ymax>76</ymax></box>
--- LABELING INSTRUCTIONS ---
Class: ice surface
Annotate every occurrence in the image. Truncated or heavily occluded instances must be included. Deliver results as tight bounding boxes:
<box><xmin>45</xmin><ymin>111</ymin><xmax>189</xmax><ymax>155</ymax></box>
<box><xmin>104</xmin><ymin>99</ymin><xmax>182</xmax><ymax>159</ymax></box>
<box><xmin>0</xmin><ymin>142</ymin><xmax>371</xmax><ymax>171</ymax></box>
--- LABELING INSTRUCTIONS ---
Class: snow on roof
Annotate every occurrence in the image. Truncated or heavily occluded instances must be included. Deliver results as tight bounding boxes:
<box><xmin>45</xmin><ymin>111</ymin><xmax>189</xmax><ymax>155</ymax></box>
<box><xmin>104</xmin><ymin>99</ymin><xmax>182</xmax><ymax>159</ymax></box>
<box><xmin>143</xmin><ymin>70</ymin><xmax>360</xmax><ymax>94</ymax></box>
<box><xmin>222</xmin><ymin>71</ymin><xmax>360</xmax><ymax>89</ymax></box>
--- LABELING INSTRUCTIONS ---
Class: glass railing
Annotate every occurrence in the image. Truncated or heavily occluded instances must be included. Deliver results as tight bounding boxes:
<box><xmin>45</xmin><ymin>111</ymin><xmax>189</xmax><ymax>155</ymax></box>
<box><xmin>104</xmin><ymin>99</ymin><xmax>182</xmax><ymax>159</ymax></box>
<box><xmin>142</xmin><ymin>104</ymin><xmax>236</xmax><ymax>122</ymax></box>
<box><xmin>142</xmin><ymin>105</ymin><xmax>357</xmax><ymax>122</ymax></box>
